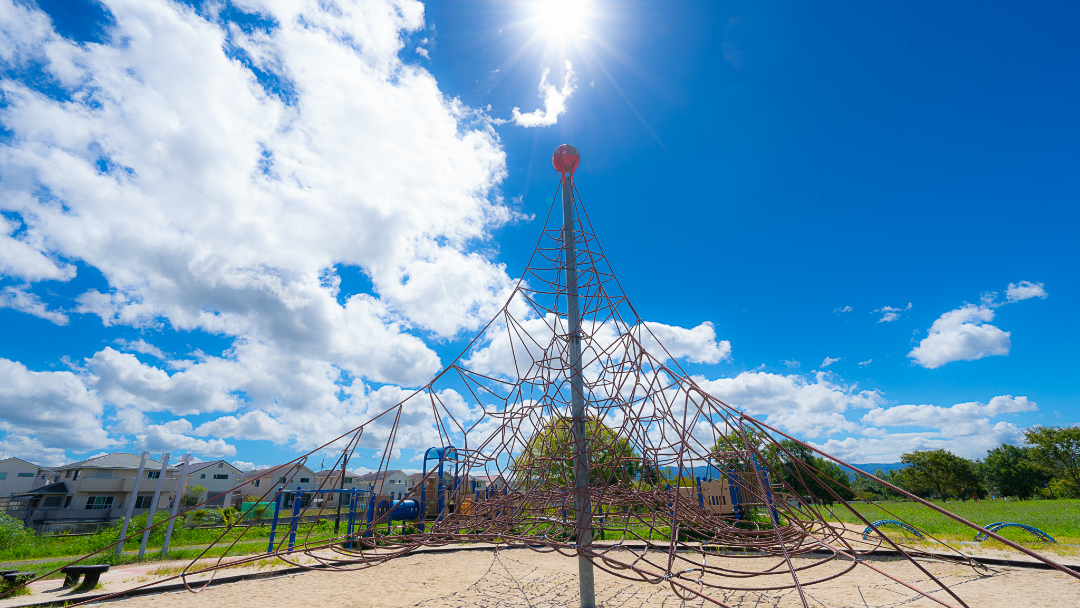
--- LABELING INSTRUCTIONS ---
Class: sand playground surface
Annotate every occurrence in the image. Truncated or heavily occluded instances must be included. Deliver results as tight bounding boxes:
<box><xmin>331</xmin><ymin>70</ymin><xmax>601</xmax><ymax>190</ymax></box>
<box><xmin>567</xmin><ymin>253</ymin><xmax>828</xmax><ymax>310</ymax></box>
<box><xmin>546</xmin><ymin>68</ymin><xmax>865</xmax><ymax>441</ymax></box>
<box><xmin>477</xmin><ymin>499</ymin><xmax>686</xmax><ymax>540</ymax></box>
<box><xmin>3</xmin><ymin>545</ymin><xmax>1079</xmax><ymax>608</ymax></box>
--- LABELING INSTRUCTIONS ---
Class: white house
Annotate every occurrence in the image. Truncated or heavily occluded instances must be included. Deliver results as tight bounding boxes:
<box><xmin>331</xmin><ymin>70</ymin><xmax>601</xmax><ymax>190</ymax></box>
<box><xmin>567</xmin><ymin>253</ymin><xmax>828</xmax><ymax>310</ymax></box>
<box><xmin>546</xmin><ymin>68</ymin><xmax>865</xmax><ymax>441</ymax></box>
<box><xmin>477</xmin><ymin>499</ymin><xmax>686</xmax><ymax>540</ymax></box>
<box><xmin>358</xmin><ymin>470</ymin><xmax>411</xmax><ymax>500</ymax></box>
<box><xmin>238</xmin><ymin>464</ymin><xmax>319</xmax><ymax>507</ymax></box>
<box><xmin>184</xmin><ymin>460</ymin><xmax>243</xmax><ymax>507</ymax></box>
<box><xmin>0</xmin><ymin>457</ymin><xmax>49</xmax><ymax>498</ymax></box>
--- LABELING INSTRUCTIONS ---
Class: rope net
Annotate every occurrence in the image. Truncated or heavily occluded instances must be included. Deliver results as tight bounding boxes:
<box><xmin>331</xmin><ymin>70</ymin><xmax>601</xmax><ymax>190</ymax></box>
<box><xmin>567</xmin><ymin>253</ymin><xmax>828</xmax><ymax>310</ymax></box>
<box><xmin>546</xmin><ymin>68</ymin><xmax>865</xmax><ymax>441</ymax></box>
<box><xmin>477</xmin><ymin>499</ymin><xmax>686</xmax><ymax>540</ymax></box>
<box><xmin>13</xmin><ymin>181</ymin><xmax>1079</xmax><ymax>607</ymax></box>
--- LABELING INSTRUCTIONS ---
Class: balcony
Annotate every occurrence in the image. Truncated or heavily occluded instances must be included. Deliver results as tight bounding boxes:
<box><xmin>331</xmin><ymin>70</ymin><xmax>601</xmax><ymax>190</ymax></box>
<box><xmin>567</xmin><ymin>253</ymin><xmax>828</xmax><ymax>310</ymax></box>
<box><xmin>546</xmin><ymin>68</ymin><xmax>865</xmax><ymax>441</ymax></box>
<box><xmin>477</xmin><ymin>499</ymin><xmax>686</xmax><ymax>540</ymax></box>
<box><xmin>74</xmin><ymin>477</ymin><xmax>178</xmax><ymax>494</ymax></box>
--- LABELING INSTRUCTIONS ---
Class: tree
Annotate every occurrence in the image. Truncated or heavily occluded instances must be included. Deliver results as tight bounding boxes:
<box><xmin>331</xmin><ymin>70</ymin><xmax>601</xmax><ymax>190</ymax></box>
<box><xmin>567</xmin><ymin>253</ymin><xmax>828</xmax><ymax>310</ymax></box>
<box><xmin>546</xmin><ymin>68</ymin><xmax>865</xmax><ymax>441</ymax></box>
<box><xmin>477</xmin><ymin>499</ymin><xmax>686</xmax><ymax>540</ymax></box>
<box><xmin>771</xmin><ymin>439</ymin><xmax>854</xmax><ymax>505</ymax></box>
<box><xmin>899</xmin><ymin>450</ymin><xmax>978</xmax><ymax>502</ymax></box>
<box><xmin>180</xmin><ymin>485</ymin><xmax>206</xmax><ymax>508</ymax></box>
<box><xmin>513</xmin><ymin>416</ymin><xmax>642</xmax><ymax>488</ymax></box>
<box><xmin>1024</xmin><ymin>426</ymin><xmax>1080</xmax><ymax>494</ymax></box>
<box><xmin>981</xmin><ymin>444</ymin><xmax>1047</xmax><ymax>500</ymax></box>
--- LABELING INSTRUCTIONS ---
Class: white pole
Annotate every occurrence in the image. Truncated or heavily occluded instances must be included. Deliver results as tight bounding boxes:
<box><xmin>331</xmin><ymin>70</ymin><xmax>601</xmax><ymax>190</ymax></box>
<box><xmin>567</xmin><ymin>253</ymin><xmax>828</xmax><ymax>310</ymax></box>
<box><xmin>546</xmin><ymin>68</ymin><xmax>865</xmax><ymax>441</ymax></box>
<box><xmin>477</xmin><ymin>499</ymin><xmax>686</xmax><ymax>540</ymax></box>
<box><xmin>139</xmin><ymin>453</ymin><xmax>170</xmax><ymax>558</ymax></box>
<box><xmin>161</xmin><ymin>454</ymin><xmax>191</xmax><ymax>555</ymax></box>
<box><xmin>558</xmin><ymin>146</ymin><xmax>595</xmax><ymax>608</ymax></box>
<box><xmin>116</xmin><ymin>452</ymin><xmax>148</xmax><ymax>556</ymax></box>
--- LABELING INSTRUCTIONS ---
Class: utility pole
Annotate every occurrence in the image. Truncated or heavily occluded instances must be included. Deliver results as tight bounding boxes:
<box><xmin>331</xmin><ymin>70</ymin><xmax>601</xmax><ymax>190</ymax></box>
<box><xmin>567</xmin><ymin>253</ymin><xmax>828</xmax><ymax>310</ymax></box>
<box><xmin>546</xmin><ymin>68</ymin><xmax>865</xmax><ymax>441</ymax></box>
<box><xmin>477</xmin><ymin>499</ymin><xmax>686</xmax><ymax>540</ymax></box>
<box><xmin>139</xmin><ymin>452</ymin><xmax>170</xmax><ymax>558</ymax></box>
<box><xmin>554</xmin><ymin>144</ymin><xmax>595</xmax><ymax>608</ymax></box>
<box><xmin>162</xmin><ymin>454</ymin><xmax>191</xmax><ymax>555</ymax></box>
<box><xmin>117</xmin><ymin>452</ymin><xmax>148</xmax><ymax>556</ymax></box>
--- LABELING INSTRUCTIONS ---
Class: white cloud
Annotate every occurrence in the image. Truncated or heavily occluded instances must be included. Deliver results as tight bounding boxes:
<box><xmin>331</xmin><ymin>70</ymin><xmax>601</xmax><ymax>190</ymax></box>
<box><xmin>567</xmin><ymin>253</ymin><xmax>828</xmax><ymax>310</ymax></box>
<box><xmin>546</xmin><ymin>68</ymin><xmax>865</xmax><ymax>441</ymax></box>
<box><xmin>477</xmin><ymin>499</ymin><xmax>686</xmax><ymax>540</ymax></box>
<box><xmin>0</xmin><ymin>358</ymin><xmax>112</xmax><ymax>450</ymax></box>
<box><xmin>1005</xmin><ymin>281</ymin><xmax>1047</xmax><ymax>303</ymax></box>
<box><xmin>115</xmin><ymin>338</ymin><xmax>166</xmax><ymax>359</ymax></box>
<box><xmin>694</xmin><ymin>371</ymin><xmax>885</xmax><ymax>438</ymax></box>
<box><xmin>640</xmin><ymin>321</ymin><xmax>731</xmax><ymax>364</ymax></box>
<box><xmin>833</xmin><ymin>306</ymin><xmax>852</xmax><ymax>314</ymax></box>
<box><xmin>134</xmin><ymin>419</ymin><xmax>238</xmax><ymax>457</ymax></box>
<box><xmin>908</xmin><ymin>304</ymin><xmax>1010</xmax><ymax>369</ymax></box>
<box><xmin>821</xmin><ymin>356</ymin><xmax>840</xmax><ymax>368</ymax></box>
<box><xmin>0</xmin><ymin>215</ymin><xmax>76</xmax><ymax>282</ymax></box>
<box><xmin>873</xmin><ymin>302</ymin><xmax>911</xmax><ymax>323</ymax></box>
<box><xmin>0</xmin><ymin>0</ymin><xmax>528</xmax><ymax>455</ymax></box>
<box><xmin>781</xmin><ymin>359</ymin><xmax>800</xmax><ymax>369</ymax></box>
<box><xmin>910</xmin><ymin>282</ymin><xmax>1048</xmax><ymax>369</ymax></box>
<box><xmin>819</xmin><ymin>395</ymin><xmax>1037</xmax><ymax>461</ymax></box>
<box><xmin>0</xmin><ymin>284</ymin><xmax>68</xmax><ymax>324</ymax></box>
<box><xmin>510</xmin><ymin>60</ymin><xmax>576</xmax><ymax>127</ymax></box>
<box><xmin>415</xmin><ymin>47</ymin><xmax>429</xmax><ymax>59</ymax></box>
<box><xmin>858</xmin><ymin>359</ymin><xmax>872</xmax><ymax>367</ymax></box>
<box><xmin>0</xmin><ymin>434</ymin><xmax>68</xmax><ymax>466</ymax></box>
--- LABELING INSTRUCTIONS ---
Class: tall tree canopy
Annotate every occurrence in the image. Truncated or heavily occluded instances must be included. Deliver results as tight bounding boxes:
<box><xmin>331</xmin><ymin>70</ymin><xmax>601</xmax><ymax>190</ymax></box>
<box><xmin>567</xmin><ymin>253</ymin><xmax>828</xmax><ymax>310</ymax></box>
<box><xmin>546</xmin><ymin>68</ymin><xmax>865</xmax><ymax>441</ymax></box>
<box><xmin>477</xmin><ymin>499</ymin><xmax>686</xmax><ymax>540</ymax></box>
<box><xmin>1024</xmin><ymin>426</ymin><xmax>1080</xmax><ymax>495</ymax></box>
<box><xmin>512</xmin><ymin>416</ymin><xmax>643</xmax><ymax>488</ymax></box>
<box><xmin>981</xmin><ymin>444</ymin><xmax>1047</xmax><ymax>500</ymax></box>
<box><xmin>899</xmin><ymin>449</ymin><xmax>982</xmax><ymax>501</ymax></box>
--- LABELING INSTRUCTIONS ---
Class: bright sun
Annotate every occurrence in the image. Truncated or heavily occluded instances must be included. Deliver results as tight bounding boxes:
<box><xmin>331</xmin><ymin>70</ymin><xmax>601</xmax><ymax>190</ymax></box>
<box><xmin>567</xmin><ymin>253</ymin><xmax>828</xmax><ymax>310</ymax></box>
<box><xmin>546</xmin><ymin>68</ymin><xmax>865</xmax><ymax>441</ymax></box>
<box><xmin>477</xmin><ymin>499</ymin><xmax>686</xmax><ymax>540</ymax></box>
<box><xmin>532</xmin><ymin>0</ymin><xmax>591</xmax><ymax>40</ymax></box>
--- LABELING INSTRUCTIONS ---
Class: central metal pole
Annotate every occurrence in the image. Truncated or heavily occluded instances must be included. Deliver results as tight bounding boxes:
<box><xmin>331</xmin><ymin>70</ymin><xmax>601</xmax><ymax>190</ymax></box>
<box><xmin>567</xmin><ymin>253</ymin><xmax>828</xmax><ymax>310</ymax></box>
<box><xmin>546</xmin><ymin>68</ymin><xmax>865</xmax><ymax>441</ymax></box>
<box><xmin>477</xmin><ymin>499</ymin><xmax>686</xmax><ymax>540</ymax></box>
<box><xmin>563</xmin><ymin>169</ymin><xmax>596</xmax><ymax>608</ymax></box>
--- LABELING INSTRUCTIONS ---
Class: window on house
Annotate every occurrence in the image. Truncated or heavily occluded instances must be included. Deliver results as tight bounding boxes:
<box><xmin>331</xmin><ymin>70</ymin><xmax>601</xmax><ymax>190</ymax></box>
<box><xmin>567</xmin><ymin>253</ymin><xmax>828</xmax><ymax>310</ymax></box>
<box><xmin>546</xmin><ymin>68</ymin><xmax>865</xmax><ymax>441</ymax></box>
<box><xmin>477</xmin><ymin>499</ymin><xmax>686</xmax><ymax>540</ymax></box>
<box><xmin>135</xmin><ymin>495</ymin><xmax>154</xmax><ymax>508</ymax></box>
<box><xmin>217</xmin><ymin>463</ymin><xmax>223</xmax><ymax>468</ymax></box>
<box><xmin>213</xmin><ymin>474</ymin><xmax>228</xmax><ymax>480</ymax></box>
<box><xmin>42</xmin><ymin>496</ymin><xmax>62</xmax><ymax>508</ymax></box>
<box><xmin>73</xmin><ymin>470</ymin><xmax>81</xmax><ymax>480</ymax></box>
<box><xmin>147</xmin><ymin>471</ymin><xmax>160</xmax><ymax>479</ymax></box>
<box><xmin>64</xmin><ymin>496</ymin><xmax>72</xmax><ymax>508</ymax></box>
<box><xmin>0</xmin><ymin>473</ymin><xmax>6</xmax><ymax>480</ymax></box>
<box><xmin>85</xmin><ymin>496</ymin><xmax>114</xmax><ymax>509</ymax></box>
<box><xmin>17</xmin><ymin>472</ymin><xmax>34</xmax><ymax>478</ymax></box>
<box><xmin>93</xmin><ymin>470</ymin><xmax>113</xmax><ymax>479</ymax></box>
<box><xmin>279</xmin><ymin>477</ymin><xmax>286</xmax><ymax>483</ymax></box>
<box><xmin>343</xmin><ymin>478</ymin><xmax>353</xmax><ymax>483</ymax></box>
<box><xmin>65</xmin><ymin>470</ymin><xmax>72</xmax><ymax>478</ymax></box>
<box><xmin>300</xmin><ymin>477</ymin><xmax>310</xmax><ymax>483</ymax></box>
<box><xmin>254</xmin><ymin>480</ymin><xmax>260</xmax><ymax>487</ymax></box>
<box><xmin>200</xmin><ymin>474</ymin><xmax>206</xmax><ymax>479</ymax></box>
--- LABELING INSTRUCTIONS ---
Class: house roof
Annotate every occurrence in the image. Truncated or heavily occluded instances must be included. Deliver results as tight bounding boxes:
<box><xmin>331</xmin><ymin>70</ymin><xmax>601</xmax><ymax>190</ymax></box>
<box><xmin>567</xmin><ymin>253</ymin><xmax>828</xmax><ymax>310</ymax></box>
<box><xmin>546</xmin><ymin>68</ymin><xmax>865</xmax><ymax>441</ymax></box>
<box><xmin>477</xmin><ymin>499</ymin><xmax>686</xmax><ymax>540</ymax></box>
<box><xmin>187</xmin><ymin>460</ymin><xmax>241</xmax><ymax>474</ymax></box>
<box><xmin>472</xmin><ymin>474</ymin><xmax>504</xmax><ymax>482</ymax></box>
<box><xmin>59</xmin><ymin>453</ymin><xmax>179</xmax><ymax>471</ymax></box>
<box><xmin>238</xmin><ymin>464</ymin><xmax>316</xmax><ymax>480</ymax></box>
<box><xmin>314</xmin><ymin>470</ymin><xmax>364</xmax><ymax>477</ymax></box>
<box><xmin>0</xmin><ymin>457</ymin><xmax>44</xmax><ymax>469</ymax></box>
<box><xmin>356</xmin><ymin>470</ymin><xmax>404</xmax><ymax>482</ymax></box>
<box><xmin>12</xmin><ymin>481</ymin><xmax>68</xmax><ymax>497</ymax></box>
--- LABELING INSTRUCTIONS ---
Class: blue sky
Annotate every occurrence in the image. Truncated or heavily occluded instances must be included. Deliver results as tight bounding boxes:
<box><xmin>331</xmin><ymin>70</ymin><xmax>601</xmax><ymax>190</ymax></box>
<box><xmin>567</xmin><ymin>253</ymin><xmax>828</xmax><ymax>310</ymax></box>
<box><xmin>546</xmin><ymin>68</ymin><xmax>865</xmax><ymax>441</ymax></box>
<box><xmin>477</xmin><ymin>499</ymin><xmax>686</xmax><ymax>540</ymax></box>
<box><xmin>0</xmin><ymin>0</ymin><xmax>1076</xmax><ymax>471</ymax></box>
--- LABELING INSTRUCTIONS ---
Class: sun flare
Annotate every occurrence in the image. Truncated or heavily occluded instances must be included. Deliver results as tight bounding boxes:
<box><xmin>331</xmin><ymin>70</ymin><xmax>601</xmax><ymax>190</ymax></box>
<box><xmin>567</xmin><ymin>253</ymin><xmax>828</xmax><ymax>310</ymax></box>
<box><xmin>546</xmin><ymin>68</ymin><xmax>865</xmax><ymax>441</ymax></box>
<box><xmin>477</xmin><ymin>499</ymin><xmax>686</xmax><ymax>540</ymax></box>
<box><xmin>531</xmin><ymin>0</ymin><xmax>591</xmax><ymax>40</ymax></box>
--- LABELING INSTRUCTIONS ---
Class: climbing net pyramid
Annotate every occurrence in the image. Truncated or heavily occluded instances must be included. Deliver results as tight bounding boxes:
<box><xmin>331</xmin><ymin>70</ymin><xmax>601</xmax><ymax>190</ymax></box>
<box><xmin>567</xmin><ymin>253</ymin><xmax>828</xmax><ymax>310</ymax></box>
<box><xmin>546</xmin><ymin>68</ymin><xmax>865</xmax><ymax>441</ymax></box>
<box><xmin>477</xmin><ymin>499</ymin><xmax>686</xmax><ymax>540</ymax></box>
<box><xmin>23</xmin><ymin>171</ymin><xmax>1080</xmax><ymax>607</ymax></box>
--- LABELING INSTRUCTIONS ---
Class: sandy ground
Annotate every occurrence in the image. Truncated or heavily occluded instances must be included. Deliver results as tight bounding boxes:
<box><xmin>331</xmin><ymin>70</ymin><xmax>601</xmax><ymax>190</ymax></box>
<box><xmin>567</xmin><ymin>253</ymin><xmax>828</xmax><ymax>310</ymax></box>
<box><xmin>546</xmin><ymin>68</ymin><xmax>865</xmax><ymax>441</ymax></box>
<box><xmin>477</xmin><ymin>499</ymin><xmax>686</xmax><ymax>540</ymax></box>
<box><xmin>6</xmin><ymin>546</ymin><xmax>1077</xmax><ymax>608</ymax></box>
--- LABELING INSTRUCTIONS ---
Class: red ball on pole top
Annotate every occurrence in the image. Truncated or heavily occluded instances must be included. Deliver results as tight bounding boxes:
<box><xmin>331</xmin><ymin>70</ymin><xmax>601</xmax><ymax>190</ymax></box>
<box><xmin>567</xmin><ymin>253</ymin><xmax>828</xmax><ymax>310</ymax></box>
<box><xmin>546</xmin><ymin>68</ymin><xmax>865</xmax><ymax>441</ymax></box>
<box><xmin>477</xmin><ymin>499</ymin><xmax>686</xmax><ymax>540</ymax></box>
<box><xmin>552</xmin><ymin>144</ymin><xmax>580</xmax><ymax>176</ymax></box>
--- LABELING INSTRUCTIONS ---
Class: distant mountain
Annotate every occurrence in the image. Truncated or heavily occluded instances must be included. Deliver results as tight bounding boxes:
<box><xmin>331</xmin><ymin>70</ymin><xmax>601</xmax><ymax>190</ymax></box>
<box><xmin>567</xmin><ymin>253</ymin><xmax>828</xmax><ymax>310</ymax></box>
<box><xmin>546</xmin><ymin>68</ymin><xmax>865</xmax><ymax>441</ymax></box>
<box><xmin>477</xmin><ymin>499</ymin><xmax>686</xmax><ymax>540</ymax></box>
<box><xmin>658</xmin><ymin>462</ymin><xmax>909</xmax><ymax>482</ymax></box>
<box><xmin>847</xmin><ymin>462</ymin><xmax>908</xmax><ymax>479</ymax></box>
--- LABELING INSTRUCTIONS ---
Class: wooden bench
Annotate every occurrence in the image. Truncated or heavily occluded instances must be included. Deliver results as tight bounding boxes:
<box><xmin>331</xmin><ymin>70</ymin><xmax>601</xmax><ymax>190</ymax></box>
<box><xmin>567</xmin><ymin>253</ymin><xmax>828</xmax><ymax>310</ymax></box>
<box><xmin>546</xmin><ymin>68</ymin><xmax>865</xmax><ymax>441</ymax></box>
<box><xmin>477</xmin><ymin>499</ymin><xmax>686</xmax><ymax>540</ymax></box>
<box><xmin>59</xmin><ymin>564</ymin><xmax>110</xmax><ymax>589</ymax></box>
<box><xmin>1</xmin><ymin>571</ymin><xmax>34</xmax><ymax>585</ymax></box>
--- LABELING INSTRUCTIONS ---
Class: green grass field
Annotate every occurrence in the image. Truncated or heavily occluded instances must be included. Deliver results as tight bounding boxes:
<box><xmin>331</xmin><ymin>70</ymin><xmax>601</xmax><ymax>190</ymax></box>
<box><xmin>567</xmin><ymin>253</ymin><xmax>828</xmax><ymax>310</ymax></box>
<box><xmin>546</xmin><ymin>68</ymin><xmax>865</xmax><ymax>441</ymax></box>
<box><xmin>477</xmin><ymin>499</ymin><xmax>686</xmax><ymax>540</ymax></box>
<box><xmin>821</xmin><ymin>498</ymin><xmax>1080</xmax><ymax>553</ymax></box>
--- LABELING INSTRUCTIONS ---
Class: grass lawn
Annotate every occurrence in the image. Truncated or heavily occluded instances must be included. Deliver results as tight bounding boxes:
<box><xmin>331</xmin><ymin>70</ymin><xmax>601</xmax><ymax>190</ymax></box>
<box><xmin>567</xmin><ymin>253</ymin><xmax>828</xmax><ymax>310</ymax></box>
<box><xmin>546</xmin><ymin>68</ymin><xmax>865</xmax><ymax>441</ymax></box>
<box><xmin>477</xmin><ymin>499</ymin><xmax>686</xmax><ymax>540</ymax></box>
<box><xmin>819</xmin><ymin>498</ymin><xmax>1080</xmax><ymax>554</ymax></box>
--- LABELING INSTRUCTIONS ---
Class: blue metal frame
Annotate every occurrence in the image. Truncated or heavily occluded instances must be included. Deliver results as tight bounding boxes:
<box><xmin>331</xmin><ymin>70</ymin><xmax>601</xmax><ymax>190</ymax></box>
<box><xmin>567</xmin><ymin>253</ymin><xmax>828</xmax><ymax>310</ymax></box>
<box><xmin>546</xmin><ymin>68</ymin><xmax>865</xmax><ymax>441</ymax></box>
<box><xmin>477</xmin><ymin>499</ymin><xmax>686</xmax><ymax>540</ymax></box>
<box><xmin>975</xmin><ymin>522</ymin><xmax>1056</xmax><ymax>543</ymax></box>
<box><xmin>266</xmin><ymin>486</ymin><xmax>372</xmax><ymax>551</ymax></box>
<box><xmin>420</xmin><ymin>446</ymin><xmax>460</xmax><ymax>531</ymax></box>
<box><xmin>861</xmin><ymin>519</ymin><xmax>924</xmax><ymax>540</ymax></box>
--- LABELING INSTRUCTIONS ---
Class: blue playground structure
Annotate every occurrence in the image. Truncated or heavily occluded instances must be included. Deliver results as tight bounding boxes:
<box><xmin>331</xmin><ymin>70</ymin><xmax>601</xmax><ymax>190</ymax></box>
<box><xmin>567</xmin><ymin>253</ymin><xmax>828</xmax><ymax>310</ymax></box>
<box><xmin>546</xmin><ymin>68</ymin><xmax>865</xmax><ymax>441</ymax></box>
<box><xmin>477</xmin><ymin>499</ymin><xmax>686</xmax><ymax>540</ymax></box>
<box><xmin>862</xmin><ymin>519</ymin><xmax>924</xmax><ymax>540</ymax></box>
<box><xmin>975</xmin><ymin>522</ymin><xmax>1056</xmax><ymax>543</ymax></box>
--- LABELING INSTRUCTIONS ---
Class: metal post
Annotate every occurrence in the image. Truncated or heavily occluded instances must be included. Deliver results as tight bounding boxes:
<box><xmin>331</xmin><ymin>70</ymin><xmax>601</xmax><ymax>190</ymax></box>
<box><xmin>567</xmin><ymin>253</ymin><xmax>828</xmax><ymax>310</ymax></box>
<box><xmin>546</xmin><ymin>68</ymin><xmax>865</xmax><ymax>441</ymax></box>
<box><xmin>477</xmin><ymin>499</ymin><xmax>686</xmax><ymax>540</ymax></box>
<box><xmin>267</xmin><ymin>487</ymin><xmax>283</xmax><ymax>553</ymax></box>
<box><xmin>162</xmin><ymin>454</ymin><xmax>191</xmax><ymax>555</ymax></box>
<box><xmin>559</xmin><ymin>146</ymin><xmax>595</xmax><ymax>608</ymax></box>
<box><xmin>288</xmin><ymin>486</ymin><xmax>302</xmax><ymax>550</ymax></box>
<box><xmin>139</xmin><ymin>453</ymin><xmax>170</xmax><ymax>558</ymax></box>
<box><xmin>117</xmin><ymin>452</ymin><xmax>148</xmax><ymax>556</ymax></box>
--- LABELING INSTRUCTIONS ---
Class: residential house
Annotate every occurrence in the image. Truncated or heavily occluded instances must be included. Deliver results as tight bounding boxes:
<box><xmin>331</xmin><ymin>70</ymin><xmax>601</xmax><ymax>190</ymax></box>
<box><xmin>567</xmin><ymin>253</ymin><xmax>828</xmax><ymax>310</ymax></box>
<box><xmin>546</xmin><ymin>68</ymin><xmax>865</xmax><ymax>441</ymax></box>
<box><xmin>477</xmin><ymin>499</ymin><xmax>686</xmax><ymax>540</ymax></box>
<box><xmin>470</xmin><ymin>474</ymin><xmax>507</xmax><ymax>493</ymax></box>
<box><xmin>11</xmin><ymin>453</ymin><xmax>181</xmax><ymax>533</ymax></box>
<box><xmin>184</xmin><ymin>460</ymin><xmax>243</xmax><ymax>507</ymax></box>
<box><xmin>358</xmin><ymin>470</ymin><xmax>411</xmax><ymax>500</ymax></box>
<box><xmin>0</xmin><ymin>457</ymin><xmax>51</xmax><ymax>498</ymax></box>
<box><xmin>238</xmin><ymin>464</ymin><xmax>319</xmax><ymax>507</ymax></box>
<box><xmin>313</xmin><ymin>469</ymin><xmax>367</xmax><ymax>507</ymax></box>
